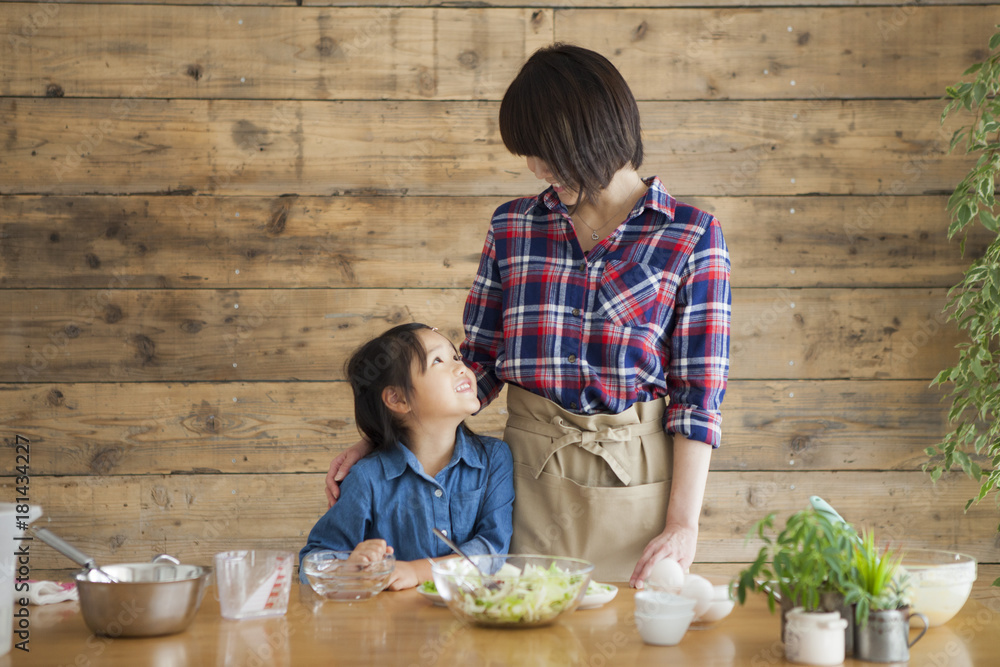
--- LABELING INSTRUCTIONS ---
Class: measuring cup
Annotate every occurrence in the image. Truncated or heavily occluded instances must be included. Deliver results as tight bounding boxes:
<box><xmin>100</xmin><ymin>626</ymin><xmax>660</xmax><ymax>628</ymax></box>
<box><xmin>1</xmin><ymin>503</ymin><xmax>43</xmax><ymax>656</ymax></box>
<box><xmin>214</xmin><ymin>551</ymin><xmax>294</xmax><ymax>620</ymax></box>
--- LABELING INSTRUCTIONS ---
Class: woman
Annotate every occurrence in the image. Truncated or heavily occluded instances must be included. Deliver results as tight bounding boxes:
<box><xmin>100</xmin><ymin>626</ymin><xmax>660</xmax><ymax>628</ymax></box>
<box><xmin>327</xmin><ymin>44</ymin><xmax>731</xmax><ymax>587</ymax></box>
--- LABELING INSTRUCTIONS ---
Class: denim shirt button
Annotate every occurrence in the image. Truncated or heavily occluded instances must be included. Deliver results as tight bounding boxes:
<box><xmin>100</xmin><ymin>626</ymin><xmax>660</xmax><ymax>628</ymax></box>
<box><xmin>434</xmin><ymin>489</ymin><xmax>443</xmax><ymax>498</ymax></box>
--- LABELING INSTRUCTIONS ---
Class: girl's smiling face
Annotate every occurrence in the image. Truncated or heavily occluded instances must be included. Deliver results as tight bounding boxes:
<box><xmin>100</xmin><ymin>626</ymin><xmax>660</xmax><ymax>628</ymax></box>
<box><xmin>526</xmin><ymin>156</ymin><xmax>580</xmax><ymax>206</ymax></box>
<box><xmin>404</xmin><ymin>328</ymin><xmax>480</xmax><ymax>422</ymax></box>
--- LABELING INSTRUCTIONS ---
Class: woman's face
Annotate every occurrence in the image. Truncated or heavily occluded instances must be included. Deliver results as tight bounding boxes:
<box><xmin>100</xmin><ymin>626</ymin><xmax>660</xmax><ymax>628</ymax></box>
<box><xmin>526</xmin><ymin>156</ymin><xmax>579</xmax><ymax>206</ymax></box>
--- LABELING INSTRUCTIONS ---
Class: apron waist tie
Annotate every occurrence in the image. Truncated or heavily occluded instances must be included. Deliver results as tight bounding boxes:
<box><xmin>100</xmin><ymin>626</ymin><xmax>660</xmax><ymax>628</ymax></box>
<box><xmin>505</xmin><ymin>415</ymin><xmax>665</xmax><ymax>486</ymax></box>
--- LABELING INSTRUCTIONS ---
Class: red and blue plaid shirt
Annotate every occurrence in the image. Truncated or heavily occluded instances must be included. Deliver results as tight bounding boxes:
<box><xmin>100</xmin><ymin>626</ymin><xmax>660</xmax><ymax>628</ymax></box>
<box><xmin>461</xmin><ymin>176</ymin><xmax>731</xmax><ymax>447</ymax></box>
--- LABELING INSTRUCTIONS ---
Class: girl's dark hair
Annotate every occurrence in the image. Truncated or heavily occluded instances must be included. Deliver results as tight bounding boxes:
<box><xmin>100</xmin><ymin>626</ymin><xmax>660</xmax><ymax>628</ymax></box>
<box><xmin>345</xmin><ymin>322</ymin><xmax>434</xmax><ymax>451</ymax></box>
<box><xmin>499</xmin><ymin>43</ymin><xmax>643</xmax><ymax>207</ymax></box>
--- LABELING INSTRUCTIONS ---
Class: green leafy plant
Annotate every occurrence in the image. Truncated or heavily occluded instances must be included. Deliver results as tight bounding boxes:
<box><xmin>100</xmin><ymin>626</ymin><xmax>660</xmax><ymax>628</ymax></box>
<box><xmin>843</xmin><ymin>531</ymin><xmax>909</xmax><ymax>627</ymax></box>
<box><xmin>924</xmin><ymin>25</ymin><xmax>1000</xmax><ymax>588</ymax></box>
<box><xmin>736</xmin><ymin>509</ymin><xmax>858</xmax><ymax>613</ymax></box>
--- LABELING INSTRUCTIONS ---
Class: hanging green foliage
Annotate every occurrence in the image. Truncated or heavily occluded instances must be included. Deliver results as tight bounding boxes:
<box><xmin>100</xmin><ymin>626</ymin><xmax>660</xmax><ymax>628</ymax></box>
<box><xmin>925</xmin><ymin>25</ymin><xmax>1000</xmax><ymax>587</ymax></box>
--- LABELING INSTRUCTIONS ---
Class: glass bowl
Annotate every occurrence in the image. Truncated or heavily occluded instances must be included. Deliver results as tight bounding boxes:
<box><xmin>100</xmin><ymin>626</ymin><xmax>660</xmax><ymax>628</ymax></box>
<box><xmin>430</xmin><ymin>554</ymin><xmax>594</xmax><ymax>628</ymax></box>
<box><xmin>301</xmin><ymin>550</ymin><xmax>395</xmax><ymax>602</ymax></box>
<box><xmin>899</xmin><ymin>548</ymin><xmax>977</xmax><ymax>627</ymax></box>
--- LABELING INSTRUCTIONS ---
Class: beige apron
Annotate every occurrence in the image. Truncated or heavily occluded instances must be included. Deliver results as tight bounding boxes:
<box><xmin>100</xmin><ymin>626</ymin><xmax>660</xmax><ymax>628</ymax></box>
<box><xmin>503</xmin><ymin>385</ymin><xmax>673</xmax><ymax>582</ymax></box>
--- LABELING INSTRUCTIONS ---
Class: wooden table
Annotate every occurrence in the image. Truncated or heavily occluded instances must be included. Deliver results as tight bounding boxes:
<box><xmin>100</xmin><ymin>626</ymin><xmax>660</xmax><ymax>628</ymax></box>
<box><xmin>11</xmin><ymin>583</ymin><xmax>1000</xmax><ymax>666</ymax></box>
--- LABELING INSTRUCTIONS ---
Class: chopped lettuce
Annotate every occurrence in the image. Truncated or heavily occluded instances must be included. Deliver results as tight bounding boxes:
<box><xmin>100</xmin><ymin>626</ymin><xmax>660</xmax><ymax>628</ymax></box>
<box><xmin>446</xmin><ymin>561</ymin><xmax>587</xmax><ymax>625</ymax></box>
<box><xmin>419</xmin><ymin>580</ymin><xmax>438</xmax><ymax>594</ymax></box>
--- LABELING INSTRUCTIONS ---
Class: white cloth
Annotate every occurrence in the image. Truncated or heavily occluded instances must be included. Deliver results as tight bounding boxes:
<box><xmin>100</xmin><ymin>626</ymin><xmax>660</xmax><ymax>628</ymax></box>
<box><xmin>15</xmin><ymin>580</ymin><xmax>78</xmax><ymax>605</ymax></box>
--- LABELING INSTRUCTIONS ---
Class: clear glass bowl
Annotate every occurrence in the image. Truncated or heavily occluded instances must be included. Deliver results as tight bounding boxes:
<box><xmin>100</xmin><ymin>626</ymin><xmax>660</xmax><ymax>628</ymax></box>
<box><xmin>899</xmin><ymin>548</ymin><xmax>977</xmax><ymax>627</ymax></box>
<box><xmin>301</xmin><ymin>550</ymin><xmax>395</xmax><ymax>602</ymax></box>
<box><xmin>430</xmin><ymin>554</ymin><xmax>594</xmax><ymax>628</ymax></box>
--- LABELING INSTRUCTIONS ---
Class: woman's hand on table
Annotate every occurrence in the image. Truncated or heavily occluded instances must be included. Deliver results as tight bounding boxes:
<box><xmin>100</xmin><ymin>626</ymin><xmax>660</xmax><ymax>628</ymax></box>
<box><xmin>325</xmin><ymin>438</ymin><xmax>374</xmax><ymax>507</ymax></box>
<box><xmin>628</xmin><ymin>524</ymin><xmax>698</xmax><ymax>589</ymax></box>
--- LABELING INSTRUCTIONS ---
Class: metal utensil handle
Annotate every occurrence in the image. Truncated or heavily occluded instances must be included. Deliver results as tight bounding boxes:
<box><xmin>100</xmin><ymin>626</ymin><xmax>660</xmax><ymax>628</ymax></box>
<box><xmin>432</xmin><ymin>528</ymin><xmax>478</xmax><ymax>570</ymax></box>
<box><xmin>30</xmin><ymin>526</ymin><xmax>97</xmax><ymax>569</ymax></box>
<box><xmin>432</xmin><ymin>527</ymin><xmax>500</xmax><ymax>590</ymax></box>
<box><xmin>30</xmin><ymin>525</ymin><xmax>120</xmax><ymax>583</ymax></box>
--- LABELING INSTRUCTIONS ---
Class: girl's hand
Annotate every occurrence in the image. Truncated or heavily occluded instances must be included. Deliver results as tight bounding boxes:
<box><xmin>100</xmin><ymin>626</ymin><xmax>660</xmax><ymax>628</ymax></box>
<box><xmin>629</xmin><ymin>523</ymin><xmax>698</xmax><ymax>589</ymax></box>
<box><xmin>348</xmin><ymin>539</ymin><xmax>393</xmax><ymax>565</ymax></box>
<box><xmin>387</xmin><ymin>561</ymin><xmax>420</xmax><ymax>591</ymax></box>
<box><xmin>325</xmin><ymin>438</ymin><xmax>375</xmax><ymax>507</ymax></box>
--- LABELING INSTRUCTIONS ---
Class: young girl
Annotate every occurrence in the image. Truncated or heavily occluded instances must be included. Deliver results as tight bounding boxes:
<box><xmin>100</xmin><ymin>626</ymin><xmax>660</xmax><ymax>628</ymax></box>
<box><xmin>300</xmin><ymin>323</ymin><xmax>514</xmax><ymax>590</ymax></box>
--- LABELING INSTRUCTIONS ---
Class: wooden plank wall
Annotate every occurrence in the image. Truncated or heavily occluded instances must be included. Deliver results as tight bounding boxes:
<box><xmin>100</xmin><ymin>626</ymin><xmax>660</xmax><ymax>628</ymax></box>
<box><xmin>3</xmin><ymin>1</ymin><xmax>1000</xmax><ymax>594</ymax></box>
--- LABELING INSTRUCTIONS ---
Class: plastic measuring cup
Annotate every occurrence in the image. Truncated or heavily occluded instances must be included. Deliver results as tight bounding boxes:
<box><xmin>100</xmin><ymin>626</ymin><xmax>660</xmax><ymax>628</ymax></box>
<box><xmin>0</xmin><ymin>503</ymin><xmax>43</xmax><ymax>656</ymax></box>
<box><xmin>214</xmin><ymin>550</ymin><xmax>294</xmax><ymax>620</ymax></box>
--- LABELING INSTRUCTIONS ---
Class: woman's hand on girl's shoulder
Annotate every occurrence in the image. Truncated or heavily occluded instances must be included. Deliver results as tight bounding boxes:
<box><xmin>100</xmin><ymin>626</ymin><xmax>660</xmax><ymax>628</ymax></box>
<box><xmin>325</xmin><ymin>437</ymin><xmax>375</xmax><ymax>507</ymax></box>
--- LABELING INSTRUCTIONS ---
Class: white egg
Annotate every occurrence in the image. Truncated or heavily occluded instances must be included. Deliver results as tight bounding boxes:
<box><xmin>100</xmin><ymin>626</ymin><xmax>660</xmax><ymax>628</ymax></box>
<box><xmin>681</xmin><ymin>573</ymin><xmax>714</xmax><ymax>619</ymax></box>
<box><xmin>646</xmin><ymin>557</ymin><xmax>685</xmax><ymax>590</ymax></box>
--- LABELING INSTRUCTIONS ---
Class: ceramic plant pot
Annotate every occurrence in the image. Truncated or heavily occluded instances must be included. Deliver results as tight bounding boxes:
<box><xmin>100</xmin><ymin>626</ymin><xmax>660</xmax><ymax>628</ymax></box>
<box><xmin>784</xmin><ymin>607</ymin><xmax>848</xmax><ymax>666</ymax></box>
<box><xmin>780</xmin><ymin>590</ymin><xmax>855</xmax><ymax>655</ymax></box>
<box><xmin>854</xmin><ymin>608</ymin><xmax>929</xmax><ymax>663</ymax></box>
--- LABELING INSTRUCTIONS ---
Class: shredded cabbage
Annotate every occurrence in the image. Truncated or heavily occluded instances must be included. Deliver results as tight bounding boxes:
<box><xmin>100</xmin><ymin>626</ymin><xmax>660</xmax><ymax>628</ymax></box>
<box><xmin>446</xmin><ymin>561</ymin><xmax>587</xmax><ymax>625</ymax></box>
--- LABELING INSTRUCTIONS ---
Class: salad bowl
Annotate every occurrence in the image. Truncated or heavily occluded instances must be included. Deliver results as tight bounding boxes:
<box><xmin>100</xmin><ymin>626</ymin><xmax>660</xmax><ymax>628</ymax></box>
<box><xmin>430</xmin><ymin>554</ymin><xmax>594</xmax><ymax>628</ymax></box>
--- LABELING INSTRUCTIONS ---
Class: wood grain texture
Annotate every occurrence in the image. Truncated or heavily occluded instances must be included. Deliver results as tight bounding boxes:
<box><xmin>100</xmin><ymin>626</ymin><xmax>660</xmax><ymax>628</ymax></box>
<box><xmin>0</xmin><ymin>380</ymin><xmax>964</xmax><ymax>476</ymax></box>
<box><xmin>2</xmin><ymin>195</ymin><xmax>992</xmax><ymax>289</ymax></box>
<box><xmin>10</xmin><ymin>471</ymin><xmax>994</xmax><ymax>571</ymax></box>
<box><xmin>562</xmin><ymin>7</ymin><xmax>999</xmax><ymax>100</ymax></box>
<box><xmin>12</xmin><ymin>0</ymin><xmax>993</xmax><ymax>8</ymax></box>
<box><xmin>3</xmin><ymin>5</ymin><xmax>994</xmax><ymax>100</ymax></box>
<box><xmin>0</xmin><ymin>288</ymin><xmax>962</xmax><ymax>382</ymax></box>
<box><xmin>0</xmin><ymin>99</ymin><xmax>968</xmax><ymax>197</ymax></box>
<box><xmin>0</xmin><ymin>6</ymin><xmax>553</xmax><ymax>100</ymax></box>
<box><xmin>4</xmin><ymin>0</ymin><xmax>999</xmax><ymax>586</ymax></box>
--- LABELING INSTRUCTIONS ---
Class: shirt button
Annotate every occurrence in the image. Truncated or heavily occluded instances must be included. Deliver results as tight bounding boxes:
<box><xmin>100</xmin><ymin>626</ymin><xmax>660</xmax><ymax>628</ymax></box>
<box><xmin>568</xmin><ymin>354</ymin><xmax>577</xmax><ymax>363</ymax></box>
<box><xmin>434</xmin><ymin>489</ymin><xmax>443</xmax><ymax>498</ymax></box>
<box><xmin>579</xmin><ymin>262</ymin><xmax>586</xmax><ymax>271</ymax></box>
<box><xmin>570</xmin><ymin>402</ymin><xmax>578</xmax><ymax>410</ymax></box>
<box><xmin>441</xmin><ymin>529</ymin><xmax>448</xmax><ymax>536</ymax></box>
<box><xmin>572</xmin><ymin>308</ymin><xmax>580</xmax><ymax>317</ymax></box>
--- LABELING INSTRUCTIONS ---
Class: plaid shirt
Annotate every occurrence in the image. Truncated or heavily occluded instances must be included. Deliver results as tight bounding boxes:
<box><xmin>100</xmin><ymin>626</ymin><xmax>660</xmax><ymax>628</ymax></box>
<box><xmin>461</xmin><ymin>176</ymin><xmax>731</xmax><ymax>447</ymax></box>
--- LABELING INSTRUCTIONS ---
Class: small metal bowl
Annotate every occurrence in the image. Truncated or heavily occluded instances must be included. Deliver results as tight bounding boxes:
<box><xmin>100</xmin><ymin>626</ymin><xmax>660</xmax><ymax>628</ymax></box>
<box><xmin>74</xmin><ymin>555</ymin><xmax>212</xmax><ymax>637</ymax></box>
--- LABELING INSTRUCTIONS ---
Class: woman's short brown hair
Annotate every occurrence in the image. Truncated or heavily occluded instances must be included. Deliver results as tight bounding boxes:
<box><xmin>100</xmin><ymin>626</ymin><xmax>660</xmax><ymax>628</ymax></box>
<box><xmin>499</xmin><ymin>43</ymin><xmax>643</xmax><ymax>205</ymax></box>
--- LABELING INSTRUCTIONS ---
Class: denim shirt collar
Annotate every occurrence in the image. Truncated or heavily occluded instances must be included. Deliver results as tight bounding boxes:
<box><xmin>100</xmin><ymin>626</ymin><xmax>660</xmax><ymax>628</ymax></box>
<box><xmin>379</xmin><ymin>427</ymin><xmax>485</xmax><ymax>481</ymax></box>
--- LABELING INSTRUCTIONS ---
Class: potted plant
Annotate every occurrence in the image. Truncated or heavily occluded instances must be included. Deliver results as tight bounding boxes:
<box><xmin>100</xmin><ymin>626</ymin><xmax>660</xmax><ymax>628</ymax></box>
<box><xmin>925</xmin><ymin>25</ymin><xmax>1000</xmax><ymax>585</ymax></box>
<box><xmin>845</xmin><ymin>531</ymin><xmax>929</xmax><ymax>663</ymax></box>
<box><xmin>736</xmin><ymin>509</ymin><xmax>856</xmax><ymax>665</ymax></box>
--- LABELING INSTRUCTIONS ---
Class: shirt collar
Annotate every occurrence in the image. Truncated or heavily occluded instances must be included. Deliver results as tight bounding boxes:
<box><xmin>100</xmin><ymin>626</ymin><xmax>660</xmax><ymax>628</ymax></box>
<box><xmin>379</xmin><ymin>426</ymin><xmax>485</xmax><ymax>480</ymax></box>
<box><xmin>538</xmin><ymin>175</ymin><xmax>676</xmax><ymax>224</ymax></box>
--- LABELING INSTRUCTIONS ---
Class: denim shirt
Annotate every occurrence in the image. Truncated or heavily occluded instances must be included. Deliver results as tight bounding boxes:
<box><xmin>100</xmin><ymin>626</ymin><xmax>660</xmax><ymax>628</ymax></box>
<box><xmin>299</xmin><ymin>428</ymin><xmax>514</xmax><ymax>581</ymax></box>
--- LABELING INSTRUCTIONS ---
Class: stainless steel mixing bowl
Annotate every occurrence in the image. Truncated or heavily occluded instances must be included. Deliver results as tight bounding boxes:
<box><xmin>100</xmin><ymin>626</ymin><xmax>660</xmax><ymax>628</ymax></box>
<box><xmin>74</xmin><ymin>555</ymin><xmax>212</xmax><ymax>637</ymax></box>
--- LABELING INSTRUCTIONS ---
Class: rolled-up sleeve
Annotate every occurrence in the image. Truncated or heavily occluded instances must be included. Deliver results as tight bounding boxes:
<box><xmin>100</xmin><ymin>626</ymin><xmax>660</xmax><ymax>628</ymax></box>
<box><xmin>665</xmin><ymin>217</ymin><xmax>731</xmax><ymax>447</ymax></box>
